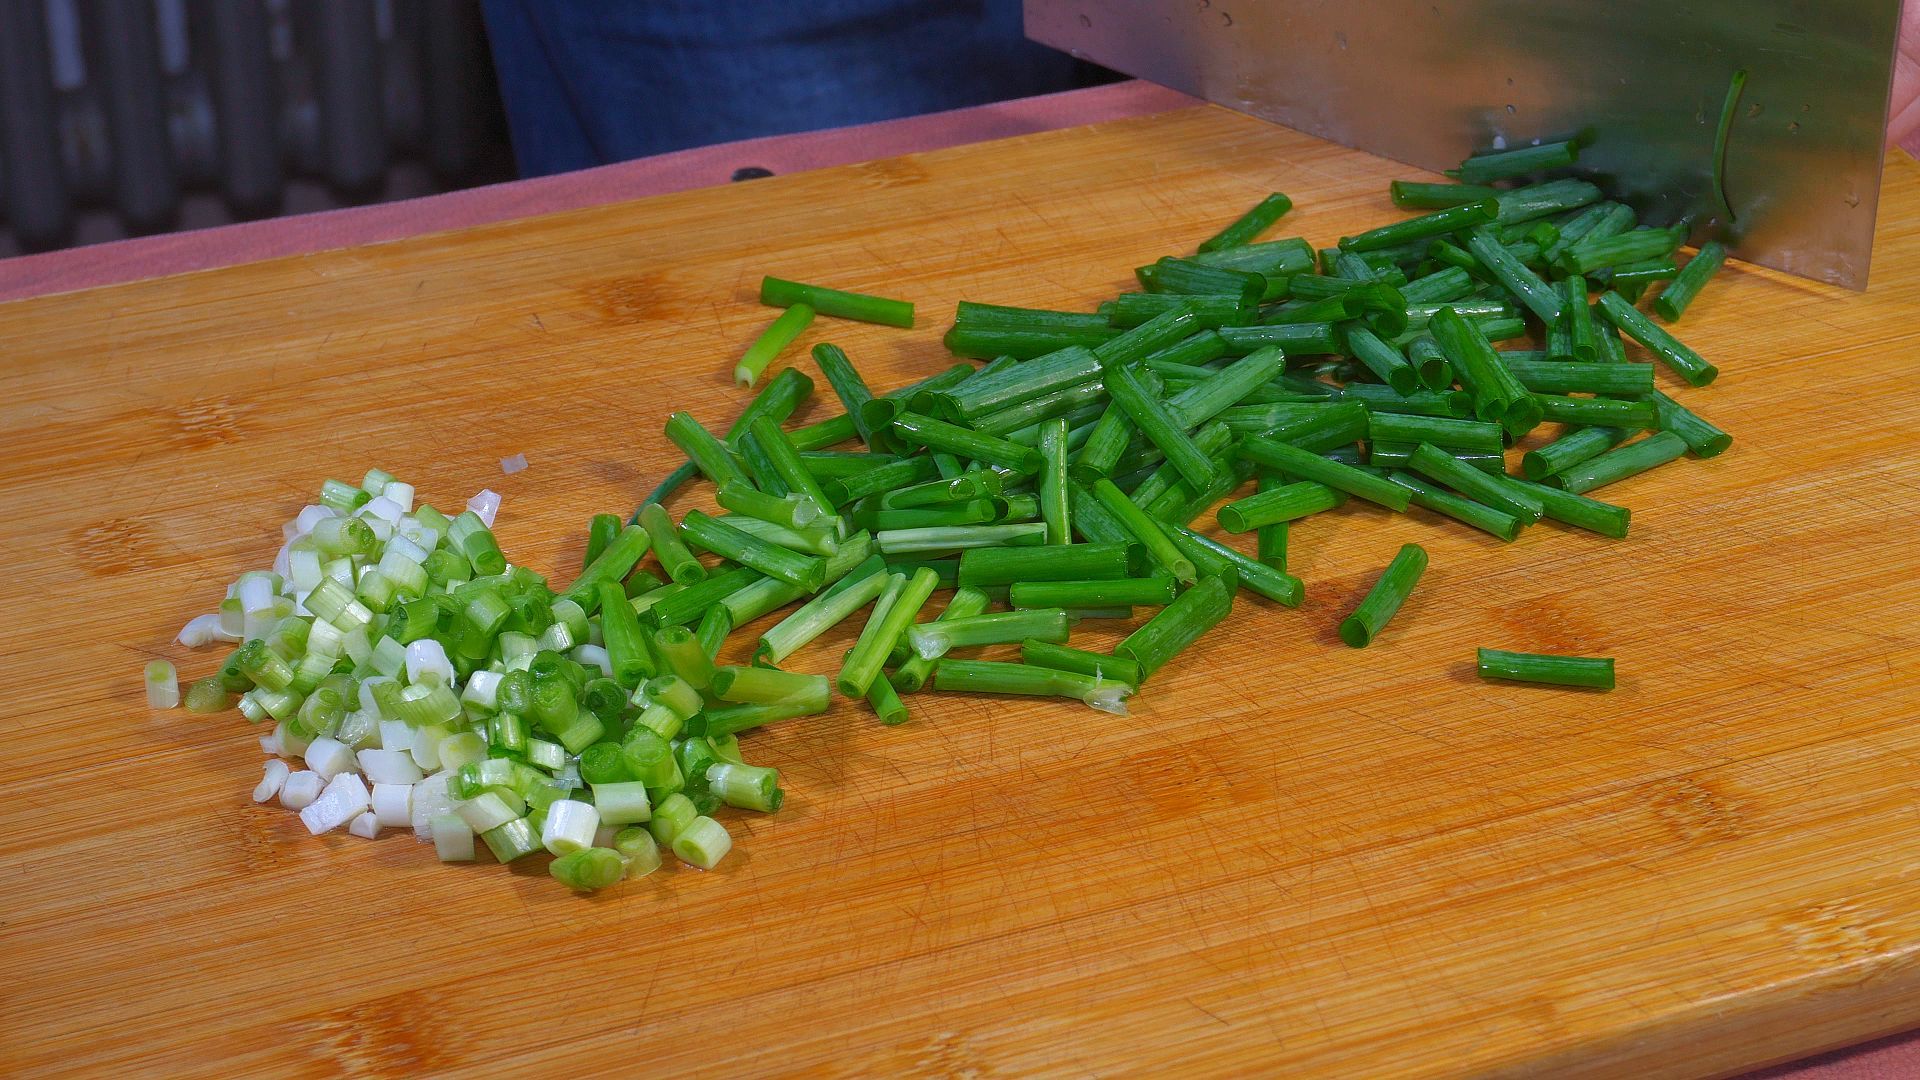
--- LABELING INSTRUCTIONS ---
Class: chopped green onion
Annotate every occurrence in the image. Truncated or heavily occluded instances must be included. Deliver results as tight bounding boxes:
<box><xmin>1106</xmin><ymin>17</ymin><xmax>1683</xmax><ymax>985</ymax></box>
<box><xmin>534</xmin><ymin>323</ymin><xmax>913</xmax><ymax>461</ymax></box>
<box><xmin>735</xmin><ymin>301</ymin><xmax>816</xmax><ymax>386</ymax></box>
<box><xmin>145</xmin><ymin>660</ymin><xmax>179</xmax><ymax>709</ymax></box>
<box><xmin>1476</xmin><ymin>648</ymin><xmax>1615</xmax><ymax>689</ymax></box>
<box><xmin>1114</xmin><ymin>573</ymin><xmax>1236</xmax><ymax>682</ymax></box>
<box><xmin>1338</xmin><ymin>544</ymin><xmax>1428</xmax><ymax>648</ymax></box>
<box><xmin>761</xmin><ymin>275</ymin><xmax>913</xmax><ymax>328</ymax></box>
<box><xmin>932</xmin><ymin>659</ymin><xmax>1132</xmax><ymax>713</ymax></box>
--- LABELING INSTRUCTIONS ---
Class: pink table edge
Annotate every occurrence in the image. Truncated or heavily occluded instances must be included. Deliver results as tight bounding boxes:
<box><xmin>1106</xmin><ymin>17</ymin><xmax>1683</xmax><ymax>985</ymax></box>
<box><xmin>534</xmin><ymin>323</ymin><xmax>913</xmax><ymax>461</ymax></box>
<box><xmin>3</xmin><ymin>75</ymin><xmax>1913</xmax><ymax>1080</ymax></box>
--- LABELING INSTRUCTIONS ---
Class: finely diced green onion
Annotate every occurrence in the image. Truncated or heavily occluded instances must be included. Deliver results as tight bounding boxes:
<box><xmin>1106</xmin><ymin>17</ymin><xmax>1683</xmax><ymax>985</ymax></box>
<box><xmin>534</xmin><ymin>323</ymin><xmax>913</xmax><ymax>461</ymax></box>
<box><xmin>1476</xmin><ymin>648</ymin><xmax>1615</xmax><ymax>690</ymax></box>
<box><xmin>1338</xmin><ymin>543</ymin><xmax>1428</xmax><ymax>648</ymax></box>
<box><xmin>736</xmin><ymin>301</ymin><xmax>816</xmax><ymax>387</ymax></box>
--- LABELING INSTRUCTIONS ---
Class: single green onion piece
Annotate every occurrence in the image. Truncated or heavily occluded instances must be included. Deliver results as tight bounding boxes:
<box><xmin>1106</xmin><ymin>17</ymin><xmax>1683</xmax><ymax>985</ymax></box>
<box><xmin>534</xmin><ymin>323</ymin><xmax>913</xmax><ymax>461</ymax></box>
<box><xmin>1563</xmin><ymin>274</ymin><xmax>1598</xmax><ymax>361</ymax></box>
<box><xmin>1448</xmin><ymin>140</ymin><xmax>1579</xmax><ymax>184</ymax></box>
<box><xmin>550</xmin><ymin>846</ymin><xmax>627</xmax><ymax>890</ymax></box>
<box><xmin>1340</xmin><ymin>199</ymin><xmax>1498</xmax><ymax>252</ymax></box>
<box><xmin>710</xmin><ymin>665</ymin><xmax>831</xmax><ymax>713</ymax></box>
<box><xmin>1019</xmin><ymin>640</ymin><xmax>1143</xmax><ymax>689</ymax></box>
<box><xmin>823</xmin><ymin>456</ymin><xmax>940</xmax><ymax>506</ymax></box>
<box><xmin>1088</xmin><ymin>478</ymin><xmax>1196</xmax><ymax>584</ymax></box>
<box><xmin>1036</xmin><ymin>417</ymin><xmax>1073</xmax><ymax>545</ymax></box>
<box><xmin>1492</xmin><ymin>179</ymin><xmax>1602</xmax><ymax>225</ymax></box>
<box><xmin>644</xmin><ymin>566</ymin><xmax>761</xmax><ymax>628</ymax></box>
<box><xmin>735</xmin><ymin>301</ymin><xmax>816</xmax><ymax>387</ymax></box>
<box><xmin>1389</xmin><ymin>180</ymin><xmax>1500</xmax><ymax>209</ymax></box>
<box><xmin>1237</xmin><ymin>435</ymin><xmax>1411</xmax><ymax>511</ymax></box>
<box><xmin>705</xmin><ymin>761</ymin><xmax>784</xmax><ymax>813</ymax></box>
<box><xmin>1154</xmin><ymin>523</ymin><xmax>1299</xmax><ymax>606</ymax></box>
<box><xmin>1613</xmin><ymin>258</ymin><xmax>1680</xmax><ymax>291</ymax></box>
<box><xmin>563</xmin><ymin>523</ymin><xmax>653</xmax><ymax>613</ymax></box>
<box><xmin>1199</xmin><ymin>192</ymin><xmax>1293</xmax><ymax>252</ymax></box>
<box><xmin>1503</xmin><ymin>476</ymin><xmax>1631</xmax><ymax>539</ymax></box>
<box><xmin>1103</xmin><ymin>362</ymin><xmax>1218</xmax><ymax>490</ymax></box>
<box><xmin>1546</xmin><ymin>431</ymin><xmax>1690</xmax><ymax>495</ymax></box>
<box><xmin>1342</xmin><ymin>325</ymin><xmax>1420</xmax><ymax>396</ymax></box>
<box><xmin>1217</xmin><ymin>480</ymin><xmax>1346</xmax><ymax>532</ymax></box>
<box><xmin>761</xmin><ymin>275</ymin><xmax>912</xmax><ymax>327</ymax></box>
<box><xmin>1428</xmin><ymin>306</ymin><xmax>1540</xmax><ymax>435</ymax></box>
<box><xmin>837</xmin><ymin>568</ymin><xmax>938</xmax><ymax>696</ymax></box>
<box><xmin>1560</xmin><ymin>227</ymin><xmax>1687</xmax><ymax>275</ymax></box>
<box><xmin>1520</xmin><ymin>426</ymin><xmax>1630</xmax><ymax>480</ymax></box>
<box><xmin>890</xmin><ymin>411</ymin><xmax>1042</xmax><ymax>473</ymax></box>
<box><xmin>1367</xmin><ymin>412</ymin><xmax>1505</xmax><ymax>455</ymax></box>
<box><xmin>890</xmin><ymin>588</ymin><xmax>998</xmax><ymax>687</ymax></box>
<box><xmin>584</xmin><ymin>513</ymin><xmax>620</xmax><ymax>571</ymax></box>
<box><xmin>906</xmin><ymin>608</ymin><xmax>1072</xmax><ymax>661</ymax></box>
<box><xmin>956</xmin><ymin>542</ymin><xmax>1138</xmax><ymax>586</ymax></box>
<box><xmin>875</xmin><ymin>522</ymin><xmax>1047</xmax><ymax>554</ymax></box>
<box><xmin>1644</xmin><ymin>389</ymin><xmax>1732</xmax><ymax>458</ymax></box>
<box><xmin>1597</xmin><ymin>291</ymin><xmax>1718</xmax><ymax>386</ymax></box>
<box><xmin>647</xmin><ymin>792</ymin><xmax>698</xmax><ymax>846</ymax></box>
<box><xmin>1501</xmin><ymin>358</ymin><xmax>1656</xmax><ymax>398</ymax></box>
<box><xmin>597</xmin><ymin>582</ymin><xmax>657</xmax><ymax>687</ymax></box>
<box><xmin>755</xmin><ymin>559</ymin><xmax>889</xmax><ymax>664</ymax></box>
<box><xmin>636</xmin><ymin>503</ymin><xmax>705</xmax><ymax>584</ymax></box>
<box><xmin>483</xmin><ymin>818</ymin><xmax>543</xmax><ymax>863</ymax></box>
<box><xmin>664</xmin><ymin>410</ymin><xmax>751</xmax><ymax>489</ymax></box>
<box><xmin>1338</xmin><ymin>543</ymin><xmax>1428</xmax><ymax>648</ymax></box>
<box><xmin>613</xmin><ymin>827</ymin><xmax>661</xmax><ymax>878</ymax></box>
<box><xmin>1253</xmin><ymin>473</ymin><xmax>1289</xmax><ymax>572</ymax></box>
<box><xmin>680</xmin><ymin>510</ymin><xmax>823</xmax><ymax>590</ymax></box>
<box><xmin>1407</xmin><ymin>443</ymin><xmax>1543</xmax><ymax>524</ymax></box>
<box><xmin>184</xmin><ymin>676</ymin><xmax>230</xmax><ymax>713</ymax></box>
<box><xmin>1385</xmin><ymin>470</ymin><xmax>1523</xmax><ymax>542</ymax></box>
<box><xmin>670</xmin><ymin>816</ymin><xmax>733</xmax><ymax>870</ymax></box>
<box><xmin>1477</xmin><ymin>647</ymin><xmax>1615</xmax><ymax>689</ymax></box>
<box><xmin>1532</xmin><ymin>394</ymin><xmax>1659</xmax><ymax>430</ymax></box>
<box><xmin>1115</xmin><ymin>573</ymin><xmax>1236</xmax><ymax>682</ymax></box>
<box><xmin>145</xmin><ymin>660</ymin><xmax>179</xmax><ymax>709</ymax></box>
<box><xmin>1465</xmin><ymin>226</ymin><xmax>1561</xmax><ymax>324</ymax></box>
<box><xmin>1105</xmin><ymin>293</ymin><xmax>1252</xmax><ymax>329</ymax></box>
<box><xmin>931</xmin><ymin>659</ymin><xmax>1132</xmax><ymax>713</ymax></box>
<box><xmin>649</xmin><ymin>624</ymin><xmax>714</xmax><ymax>690</ymax></box>
<box><xmin>1008</xmin><ymin>575</ymin><xmax>1176</xmax><ymax>609</ymax></box>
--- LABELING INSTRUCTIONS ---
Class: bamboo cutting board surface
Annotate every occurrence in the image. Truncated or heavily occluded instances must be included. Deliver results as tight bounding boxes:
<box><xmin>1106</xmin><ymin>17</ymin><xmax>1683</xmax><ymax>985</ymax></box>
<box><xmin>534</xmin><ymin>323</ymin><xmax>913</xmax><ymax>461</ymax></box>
<box><xmin>4</xmin><ymin>105</ymin><xmax>1919</xmax><ymax>1079</ymax></box>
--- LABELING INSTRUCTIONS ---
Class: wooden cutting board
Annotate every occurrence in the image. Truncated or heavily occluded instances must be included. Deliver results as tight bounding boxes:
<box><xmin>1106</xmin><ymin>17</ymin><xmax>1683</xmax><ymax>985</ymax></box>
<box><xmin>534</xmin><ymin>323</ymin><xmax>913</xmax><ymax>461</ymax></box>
<box><xmin>5</xmin><ymin>104</ymin><xmax>1919</xmax><ymax>1080</ymax></box>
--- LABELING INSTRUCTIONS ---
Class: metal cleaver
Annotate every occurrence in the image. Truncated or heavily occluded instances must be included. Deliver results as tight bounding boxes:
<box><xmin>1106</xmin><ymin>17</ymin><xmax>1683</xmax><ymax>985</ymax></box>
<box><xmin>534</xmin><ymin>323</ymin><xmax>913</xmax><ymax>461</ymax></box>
<box><xmin>1025</xmin><ymin>0</ymin><xmax>1904</xmax><ymax>288</ymax></box>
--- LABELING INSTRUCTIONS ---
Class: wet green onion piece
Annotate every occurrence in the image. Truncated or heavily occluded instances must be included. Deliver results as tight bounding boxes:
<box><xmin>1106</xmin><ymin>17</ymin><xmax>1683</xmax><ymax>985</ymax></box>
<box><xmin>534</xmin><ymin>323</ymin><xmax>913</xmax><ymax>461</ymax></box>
<box><xmin>1520</xmin><ymin>426</ymin><xmax>1630</xmax><ymax>480</ymax></box>
<box><xmin>1407</xmin><ymin>443</ymin><xmax>1543</xmax><ymax>525</ymax></box>
<box><xmin>837</xmin><ymin>567</ymin><xmax>938</xmax><ymax>696</ymax></box>
<box><xmin>1366</xmin><ymin>413</ymin><xmax>1504</xmax><ymax>455</ymax></box>
<box><xmin>1653</xmin><ymin>241</ymin><xmax>1727</xmax><ymax>322</ymax></box>
<box><xmin>1526</xmin><ymin>393</ymin><xmax>1655</xmax><ymax>430</ymax></box>
<box><xmin>1384</xmin><ymin>470</ymin><xmax>1522</xmax><ymax>542</ymax></box>
<box><xmin>1008</xmin><ymin>575</ymin><xmax>1176</xmax><ymax>609</ymax></box>
<box><xmin>1089</xmin><ymin>478</ymin><xmax>1196</xmax><ymax>584</ymax></box>
<box><xmin>1501</xmin><ymin>358</ymin><xmax>1655</xmax><ymax>397</ymax></box>
<box><xmin>1138</xmin><ymin>258</ymin><xmax>1266</xmax><ymax>304</ymax></box>
<box><xmin>1448</xmin><ymin>141</ymin><xmax>1579</xmax><ymax>184</ymax></box>
<box><xmin>890</xmin><ymin>411</ymin><xmax>1042</xmax><ymax>473</ymax></box>
<box><xmin>1644</xmin><ymin>389</ymin><xmax>1732</xmax><ymax>458</ymax></box>
<box><xmin>1238</xmin><ymin>435</ymin><xmax>1411</xmax><ymax>511</ymax></box>
<box><xmin>735</xmin><ymin>302</ymin><xmax>816</xmax><ymax>387</ymax></box>
<box><xmin>1491</xmin><ymin>179</ymin><xmax>1602</xmax><ymax>225</ymax></box>
<box><xmin>1343</xmin><ymin>325</ymin><xmax>1420</xmax><ymax>396</ymax></box>
<box><xmin>907</xmin><ymin>608</ymin><xmax>1073</xmax><ymax>661</ymax></box>
<box><xmin>1547</xmin><ymin>430</ymin><xmax>1690</xmax><ymax>494</ymax></box>
<box><xmin>637</xmin><ymin>503</ymin><xmax>705</xmax><ymax>585</ymax></box>
<box><xmin>1103</xmin><ymin>362</ymin><xmax>1218</xmax><ymax>490</ymax></box>
<box><xmin>1338</xmin><ymin>543</ymin><xmax>1428</xmax><ymax>648</ymax></box>
<box><xmin>1389</xmin><ymin>180</ymin><xmax>1499</xmax><ymax>209</ymax></box>
<box><xmin>1428</xmin><ymin>306</ymin><xmax>1540</xmax><ymax>435</ymax></box>
<box><xmin>1476</xmin><ymin>648</ymin><xmax>1615</xmax><ymax>690</ymax></box>
<box><xmin>1115</xmin><ymin>573</ymin><xmax>1236</xmax><ymax>681</ymax></box>
<box><xmin>761</xmin><ymin>275</ymin><xmax>912</xmax><ymax>327</ymax></box>
<box><xmin>1464</xmin><ymin>227</ymin><xmax>1561</xmax><ymax>324</ymax></box>
<box><xmin>889</xmin><ymin>587</ymin><xmax>992</xmax><ymax>692</ymax></box>
<box><xmin>1340</xmin><ymin>199</ymin><xmax>1498</xmax><ymax>252</ymax></box>
<box><xmin>1217</xmin><ymin>480</ymin><xmax>1346</xmax><ymax>532</ymax></box>
<box><xmin>1367</xmin><ymin>442</ymin><xmax>1504</xmax><ymax>474</ymax></box>
<box><xmin>1199</xmin><ymin>192</ymin><xmax>1293</xmax><ymax>252</ymax></box>
<box><xmin>956</xmin><ymin>541</ymin><xmax>1137</xmax><ymax>587</ymax></box>
<box><xmin>1037</xmin><ymin>417</ymin><xmax>1072</xmax><ymax>545</ymax></box>
<box><xmin>1559</xmin><ymin>227</ymin><xmax>1687</xmax><ymax>275</ymax></box>
<box><xmin>1503</xmin><ymin>476</ymin><xmax>1630</xmax><ymax>539</ymax></box>
<box><xmin>1020</xmin><ymin>640</ymin><xmax>1144</xmax><ymax>689</ymax></box>
<box><xmin>663</xmin><ymin>411</ymin><xmax>750</xmax><ymax>489</ymax></box>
